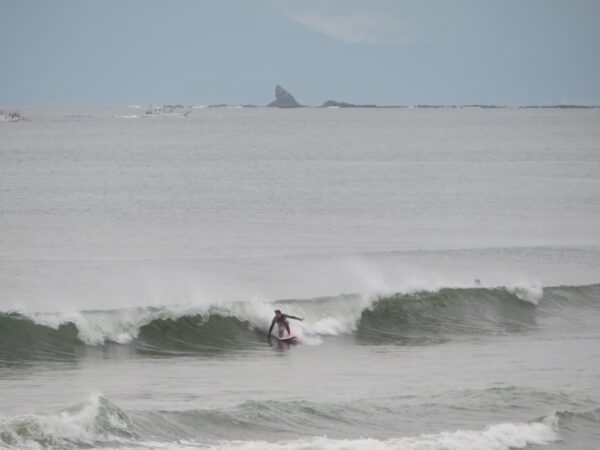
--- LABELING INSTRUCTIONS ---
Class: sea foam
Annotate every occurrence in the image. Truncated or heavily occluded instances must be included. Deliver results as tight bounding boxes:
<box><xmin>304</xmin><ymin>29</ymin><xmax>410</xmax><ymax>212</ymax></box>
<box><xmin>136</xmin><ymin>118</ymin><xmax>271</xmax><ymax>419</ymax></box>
<box><xmin>208</xmin><ymin>418</ymin><xmax>559</xmax><ymax>450</ymax></box>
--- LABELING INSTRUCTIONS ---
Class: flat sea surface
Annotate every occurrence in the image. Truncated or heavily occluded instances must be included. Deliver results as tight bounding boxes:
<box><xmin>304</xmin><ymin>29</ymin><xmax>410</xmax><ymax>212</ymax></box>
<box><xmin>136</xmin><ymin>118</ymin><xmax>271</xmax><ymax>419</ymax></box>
<box><xmin>1</xmin><ymin>107</ymin><xmax>599</xmax><ymax>449</ymax></box>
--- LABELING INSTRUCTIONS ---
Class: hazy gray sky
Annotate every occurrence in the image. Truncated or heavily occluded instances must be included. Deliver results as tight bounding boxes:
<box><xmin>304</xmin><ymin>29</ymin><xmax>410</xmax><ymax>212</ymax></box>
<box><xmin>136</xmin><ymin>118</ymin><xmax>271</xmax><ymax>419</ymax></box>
<box><xmin>1</xmin><ymin>0</ymin><xmax>599</xmax><ymax>106</ymax></box>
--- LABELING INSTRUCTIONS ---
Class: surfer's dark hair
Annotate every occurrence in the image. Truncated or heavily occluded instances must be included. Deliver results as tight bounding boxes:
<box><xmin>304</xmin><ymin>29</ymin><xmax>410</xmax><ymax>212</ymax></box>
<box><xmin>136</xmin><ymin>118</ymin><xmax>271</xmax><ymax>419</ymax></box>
<box><xmin>274</xmin><ymin>309</ymin><xmax>281</xmax><ymax>314</ymax></box>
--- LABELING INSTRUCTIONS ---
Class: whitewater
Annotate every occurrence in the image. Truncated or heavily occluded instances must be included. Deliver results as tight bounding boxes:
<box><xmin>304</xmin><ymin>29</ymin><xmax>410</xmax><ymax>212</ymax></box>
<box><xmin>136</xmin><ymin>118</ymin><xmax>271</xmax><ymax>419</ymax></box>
<box><xmin>1</xmin><ymin>107</ymin><xmax>599</xmax><ymax>449</ymax></box>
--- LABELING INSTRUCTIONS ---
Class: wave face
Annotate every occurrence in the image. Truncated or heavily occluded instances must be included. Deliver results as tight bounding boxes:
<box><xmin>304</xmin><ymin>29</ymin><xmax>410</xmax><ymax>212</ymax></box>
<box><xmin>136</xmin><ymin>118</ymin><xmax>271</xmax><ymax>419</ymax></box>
<box><xmin>136</xmin><ymin>313</ymin><xmax>261</xmax><ymax>354</ymax></box>
<box><xmin>1</xmin><ymin>284</ymin><xmax>599</xmax><ymax>359</ymax></box>
<box><xmin>356</xmin><ymin>287</ymin><xmax>539</xmax><ymax>343</ymax></box>
<box><xmin>0</xmin><ymin>312</ymin><xmax>82</xmax><ymax>360</ymax></box>
<box><xmin>1</xmin><ymin>393</ymin><xmax>587</xmax><ymax>449</ymax></box>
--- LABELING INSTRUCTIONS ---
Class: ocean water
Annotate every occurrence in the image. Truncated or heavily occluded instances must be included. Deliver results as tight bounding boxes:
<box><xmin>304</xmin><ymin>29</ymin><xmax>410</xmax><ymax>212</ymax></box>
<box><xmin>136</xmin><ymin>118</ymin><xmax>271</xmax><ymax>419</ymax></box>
<box><xmin>1</xmin><ymin>107</ymin><xmax>599</xmax><ymax>449</ymax></box>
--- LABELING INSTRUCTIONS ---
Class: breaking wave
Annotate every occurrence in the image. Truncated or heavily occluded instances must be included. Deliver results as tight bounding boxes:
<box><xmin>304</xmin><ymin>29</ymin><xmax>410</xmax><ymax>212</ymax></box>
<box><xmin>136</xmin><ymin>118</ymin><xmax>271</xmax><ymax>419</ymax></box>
<box><xmin>2</xmin><ymin>393</ymin><xmax>592</xmax><ymax>449</ymax></box>
<box><xmin>0</xmin><ymin>394</ymin><xmax>135</xmax><ymax>450</ymax></box>
<box><xmin>1</xmin><ymin>284</ymin><xmax>598</xmax><ymax>358</ymax></box>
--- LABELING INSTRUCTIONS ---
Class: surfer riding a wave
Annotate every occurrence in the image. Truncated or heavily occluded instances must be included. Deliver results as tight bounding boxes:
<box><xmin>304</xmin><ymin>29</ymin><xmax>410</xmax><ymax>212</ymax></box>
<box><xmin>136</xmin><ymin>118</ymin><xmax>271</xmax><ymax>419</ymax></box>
<box><xmin>267</xmin><ymin>309</ymin><xmax>303</xmax><ymax>340</ymax></box>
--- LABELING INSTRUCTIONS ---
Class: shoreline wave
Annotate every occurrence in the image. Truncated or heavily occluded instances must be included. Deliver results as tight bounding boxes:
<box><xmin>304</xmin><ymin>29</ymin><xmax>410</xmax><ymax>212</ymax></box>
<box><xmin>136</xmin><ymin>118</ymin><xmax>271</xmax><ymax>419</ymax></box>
<box><xmin>3</xmin><ymin>393</ymin><xmax>597</xmax><ymax>449</ymax></box>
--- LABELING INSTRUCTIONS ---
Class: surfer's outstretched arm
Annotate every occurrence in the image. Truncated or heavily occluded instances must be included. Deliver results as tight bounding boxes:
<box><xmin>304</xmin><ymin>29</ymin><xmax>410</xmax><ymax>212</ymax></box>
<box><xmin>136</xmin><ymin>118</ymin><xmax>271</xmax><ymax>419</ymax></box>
<box><xmin>286</xmin><ymin>315</ymin><xmax>304</xmax><ymax>321</ymax></box>
<box><xmin>283</xmin><ymin>314</ymin><xmax>302</xmax><ymax>336</ymax></box>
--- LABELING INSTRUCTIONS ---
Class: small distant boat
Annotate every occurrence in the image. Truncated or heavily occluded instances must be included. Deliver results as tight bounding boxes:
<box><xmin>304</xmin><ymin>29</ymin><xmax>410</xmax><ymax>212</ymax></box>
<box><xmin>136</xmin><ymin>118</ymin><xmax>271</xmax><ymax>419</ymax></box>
<box><xmin>143</xmin><ymin>105</ymin><xmax>189</xmax><ymax>118</ymax></box>
<box><xmin>0</xmin><ymin>110</ymin><xmax>22</xmax><ymax>122</ymax></box>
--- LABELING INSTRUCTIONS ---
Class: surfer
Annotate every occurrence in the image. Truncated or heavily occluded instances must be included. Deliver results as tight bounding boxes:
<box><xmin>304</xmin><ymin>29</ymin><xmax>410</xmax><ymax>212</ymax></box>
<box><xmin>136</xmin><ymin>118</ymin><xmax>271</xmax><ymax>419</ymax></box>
<box><xmin>267</xmin><ymin>310</ymin><xmax>303</xmax><ymax>339</ymax></box>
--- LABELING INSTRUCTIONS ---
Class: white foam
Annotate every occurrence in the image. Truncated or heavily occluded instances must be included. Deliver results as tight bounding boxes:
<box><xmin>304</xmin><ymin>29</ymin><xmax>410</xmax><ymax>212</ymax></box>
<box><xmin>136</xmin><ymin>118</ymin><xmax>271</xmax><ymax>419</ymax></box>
<box><xmin>310</xmin><ymin>317</ymin><xmax>350</xmax><ymax>335</ymax></box>
<box><xmin>208</xmin><ymin>417</ymin><xmax>559</xmax><ymax>449</ymax></box>
<box><xmin>29</xmin><ymin>305</ymin><xmax>209</xmax><ymax>345</ymax></box>
<box><xmin>507</xmin><ymin>283</ymin><xmax>544</xmax><ymax>305</ymax></box>
<box><xmin>0</xmin><ymin>393</ymin><xmax>133</xmax><ymax>450</ymax></box>
<box><xmin>237</xmin><ymin>294</ymin><xmax>372</xmax><ymax>339</ymax></box>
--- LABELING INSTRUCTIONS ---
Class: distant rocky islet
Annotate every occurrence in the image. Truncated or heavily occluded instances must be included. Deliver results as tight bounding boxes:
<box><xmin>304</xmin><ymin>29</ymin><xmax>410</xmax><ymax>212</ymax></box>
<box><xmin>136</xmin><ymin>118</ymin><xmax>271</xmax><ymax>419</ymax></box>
<box><xmin>266</xmin><ymin>85</ymin><xmax>374</xmax><ymax>108</ymax></box>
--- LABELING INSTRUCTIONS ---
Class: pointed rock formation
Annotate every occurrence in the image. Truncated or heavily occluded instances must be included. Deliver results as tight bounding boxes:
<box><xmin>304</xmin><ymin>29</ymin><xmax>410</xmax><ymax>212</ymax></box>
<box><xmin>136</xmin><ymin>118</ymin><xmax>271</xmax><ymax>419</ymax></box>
<box><xmin>267</xmin><ymin>85</ymin><xmax>302</xmax><ymax>108</ymax></box>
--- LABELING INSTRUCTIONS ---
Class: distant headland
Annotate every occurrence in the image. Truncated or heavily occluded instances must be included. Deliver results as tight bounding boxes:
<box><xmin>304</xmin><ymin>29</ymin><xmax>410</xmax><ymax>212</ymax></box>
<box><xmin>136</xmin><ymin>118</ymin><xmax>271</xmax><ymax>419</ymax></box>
<box><xmin>203</xmin><ymin>85</ymin><xmax>598</xmax><ymax>109</ymax></box>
